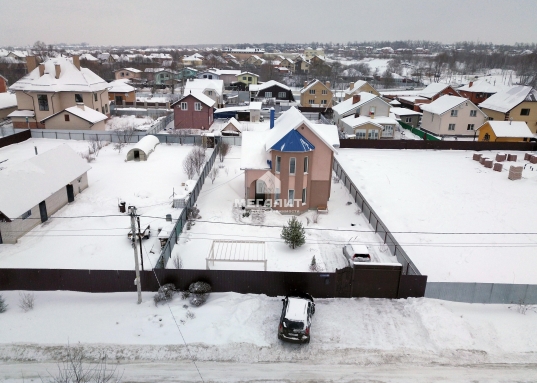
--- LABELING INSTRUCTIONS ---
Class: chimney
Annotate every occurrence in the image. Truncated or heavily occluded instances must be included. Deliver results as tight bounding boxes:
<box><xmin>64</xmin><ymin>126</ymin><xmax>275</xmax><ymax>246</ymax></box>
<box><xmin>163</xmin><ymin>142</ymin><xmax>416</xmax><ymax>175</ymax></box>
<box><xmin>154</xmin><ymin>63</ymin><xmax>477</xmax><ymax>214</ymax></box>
<box><xmin>304</xmin><ymin>80</ymin><xmax>308</xmax><ymax>88</ymax></box>
<box><xmin>73</xmin><ymin>55</ymin><xmax>81</xmax><ymax>70</ymax></box>
<box><xmin>352</xmin><ymin>95</ymin><xmax>361</xmax><ymax>104</ymax></box>
<box><xmin>269</xmin><ymin>107</ymin><xmax>275</xmax><ymax>129</ymax></box>
<box><xmin>55</xmin><ymin>64</ymin><xmax>61</xmax><ymax>79</ymax></box>
<box><xmin>38</xmin><ymin>64</ymin><xmax>45</xmax><ymax>77</ymax></box>
<box><xmin>325</xmin><ymin>81</ymin><xmax>330</xmax><ymax>89</ymax></box>
<box><xmin>26</xmin><ymin>56</ymin><xmax>37</xmax><ymax>73</ymax></box>
<box><xmin>76</xmin><ymin>103</ymin><xmax>85</xmax><ymax>110</ymax></box>
<box><xmin>469</xmin><ymin>81</ymin><xmax>473</xmax><ymax>88</ymax></box>
<box><xmin>349</xmin><ymin>82</ymin><xmax>354</xmax><ymax>90</ymax></box>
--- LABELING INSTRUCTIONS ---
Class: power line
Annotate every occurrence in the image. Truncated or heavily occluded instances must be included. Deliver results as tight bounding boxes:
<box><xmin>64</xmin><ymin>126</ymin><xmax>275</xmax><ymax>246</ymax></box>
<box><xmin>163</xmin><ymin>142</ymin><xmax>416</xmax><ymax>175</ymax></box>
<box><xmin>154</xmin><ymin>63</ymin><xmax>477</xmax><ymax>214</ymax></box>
<box><xmin>140</xmin><ymin>241</ymin><xmax>205</xmax><ymax>383</ymax></box>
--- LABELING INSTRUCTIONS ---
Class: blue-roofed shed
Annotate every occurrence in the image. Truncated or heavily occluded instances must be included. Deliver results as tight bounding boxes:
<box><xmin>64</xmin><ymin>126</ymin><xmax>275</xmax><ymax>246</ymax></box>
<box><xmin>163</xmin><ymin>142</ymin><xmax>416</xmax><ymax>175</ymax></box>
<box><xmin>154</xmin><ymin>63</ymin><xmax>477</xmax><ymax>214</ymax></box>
<box><xmin>270</xmin><ymin>129</ymin><xmax>315</xmax><ymax>152</ymax></box>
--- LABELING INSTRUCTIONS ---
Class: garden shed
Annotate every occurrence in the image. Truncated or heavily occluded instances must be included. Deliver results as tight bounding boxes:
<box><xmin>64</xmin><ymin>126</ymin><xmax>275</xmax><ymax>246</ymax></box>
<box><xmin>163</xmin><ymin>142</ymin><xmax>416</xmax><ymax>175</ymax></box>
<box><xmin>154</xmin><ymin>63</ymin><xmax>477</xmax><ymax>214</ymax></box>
<box><xmin>126</xmin><ymin>135</ymin><xmax>160</xmax><ymax>161</ymax></box>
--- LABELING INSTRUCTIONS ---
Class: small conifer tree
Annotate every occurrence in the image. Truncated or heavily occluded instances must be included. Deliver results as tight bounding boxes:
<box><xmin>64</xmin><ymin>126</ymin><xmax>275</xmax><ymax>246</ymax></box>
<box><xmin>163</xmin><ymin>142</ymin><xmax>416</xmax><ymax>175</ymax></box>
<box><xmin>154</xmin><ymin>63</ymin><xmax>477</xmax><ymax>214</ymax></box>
<box><xmin>309</xmin><ymin>255</ymin><xmax>318</xmax><ymax>271</ymax></box>
<box><xmin>281</xmin><ymin>216</ymin><xmax>305</xmax><ymax>249</ymax></box>
<box><xmin>0</xmin><ymin>294</ymin><xmax>7</xmax><ymax>313</ymax></box>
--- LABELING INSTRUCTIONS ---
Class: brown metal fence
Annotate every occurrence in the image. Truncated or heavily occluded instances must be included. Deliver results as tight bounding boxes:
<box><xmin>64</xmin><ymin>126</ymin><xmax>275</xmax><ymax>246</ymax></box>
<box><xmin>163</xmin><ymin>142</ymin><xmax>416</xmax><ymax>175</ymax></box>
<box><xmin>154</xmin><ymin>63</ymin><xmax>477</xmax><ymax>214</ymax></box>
<box><xmin>0</xmin><ymin>129</ymin><xmax>31</xmax><ymax>149</ymax></box>
<box><xmin>0</xmin><ymin>266</ymin><xmax>427</xmax><ymax>299</ymax></box>
<box><xmin>339</xmin><ymin>139</ymin><xmax>537</xmax><ymax>151</ymax></box>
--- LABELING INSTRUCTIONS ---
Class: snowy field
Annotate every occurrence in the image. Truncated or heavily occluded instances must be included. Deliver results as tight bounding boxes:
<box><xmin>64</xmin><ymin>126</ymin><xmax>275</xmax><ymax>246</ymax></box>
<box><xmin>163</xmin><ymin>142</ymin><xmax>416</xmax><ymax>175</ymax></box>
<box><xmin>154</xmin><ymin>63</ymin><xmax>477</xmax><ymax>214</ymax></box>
<box><xmin>168</xmin><ymin>146</ymin><xmax>397</xmax><ymax>272</ymax></box>
<box><xmin>0</xmin><ymin>291</ymin><xmax>536</xmax><ymax>382</ymax></box>
<box><xmin>0</xmin><ymin>138</ymin><xmax>206</xmax><ymax>270</ymax></box>
<box><xmin>336</xmin><ymin>149</ymin><xmax>537</xmax><ymax>283</ymax></box>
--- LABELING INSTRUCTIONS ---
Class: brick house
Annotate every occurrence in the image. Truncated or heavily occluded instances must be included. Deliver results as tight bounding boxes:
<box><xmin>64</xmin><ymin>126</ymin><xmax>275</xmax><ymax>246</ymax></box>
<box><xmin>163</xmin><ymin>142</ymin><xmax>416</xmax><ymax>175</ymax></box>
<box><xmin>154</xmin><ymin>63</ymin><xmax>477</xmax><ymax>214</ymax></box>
<box><xmin>241</xmin><ymin>107</ymin><xmax>340</xmax><ymax>213</ymax></box>
<box><xmin>171</xmin><ymin>92</ymin><xmax>215</xmax><ymax>130</ymax></box>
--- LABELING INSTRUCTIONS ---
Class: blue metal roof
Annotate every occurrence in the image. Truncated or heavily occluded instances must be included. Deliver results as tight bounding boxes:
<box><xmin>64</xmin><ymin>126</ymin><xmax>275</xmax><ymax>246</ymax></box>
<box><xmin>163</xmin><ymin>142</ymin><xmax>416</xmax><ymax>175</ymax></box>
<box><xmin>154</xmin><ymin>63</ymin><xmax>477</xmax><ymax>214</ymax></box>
<box><xmin>270</xmin><ymin>129</ymin><xmax>315</xmax><ymax>152</ymax></box>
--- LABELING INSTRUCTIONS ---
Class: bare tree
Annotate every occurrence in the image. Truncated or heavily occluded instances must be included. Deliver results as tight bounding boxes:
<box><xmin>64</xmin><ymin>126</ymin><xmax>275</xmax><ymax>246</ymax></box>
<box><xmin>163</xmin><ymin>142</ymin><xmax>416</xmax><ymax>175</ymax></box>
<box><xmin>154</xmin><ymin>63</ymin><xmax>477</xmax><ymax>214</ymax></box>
<box><xmin>191</xmin><ymin>146</ymin><xmax>206</xmax><ymax>176</ymax></box>
<box><xmin>43</xmin><ymin>345</ymin><xmax>122</xmax><ymax>383</ymax></box>
<box><xmin>113</xmin><ymin>128</ymin><xmax>134</xmax><ymax>154</ymax></box>
<box><xmin>218</xmin><ymin>142</ymin><xmax>230</xmax><ymax>162</ymax></box>
<box><xmin>208</xmin><ymin>167</ymin><xmax>219</xmax><ymax>184</ymax></box>
<box><xmin>182</xmin><ymin>153</ymin><xmax>196</xmax><ymax>179</ymax></box>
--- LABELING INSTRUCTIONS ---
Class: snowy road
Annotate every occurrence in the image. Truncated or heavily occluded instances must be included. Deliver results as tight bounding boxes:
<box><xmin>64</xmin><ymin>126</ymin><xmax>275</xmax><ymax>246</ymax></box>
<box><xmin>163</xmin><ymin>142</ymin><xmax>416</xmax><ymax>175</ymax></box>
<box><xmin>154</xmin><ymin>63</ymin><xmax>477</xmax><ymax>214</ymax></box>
<box><xmin>2</xmin><ymin>361</ymin><xmax>537</xmax><ymax>382</ymax></box>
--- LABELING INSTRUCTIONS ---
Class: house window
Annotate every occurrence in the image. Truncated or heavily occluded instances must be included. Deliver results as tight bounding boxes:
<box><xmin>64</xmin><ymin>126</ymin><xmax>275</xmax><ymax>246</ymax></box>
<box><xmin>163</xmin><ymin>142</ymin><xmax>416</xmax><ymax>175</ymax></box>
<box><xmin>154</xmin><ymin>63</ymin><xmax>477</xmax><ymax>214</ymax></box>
<box><xmin>275</xmin><ymin>187</ymin><xmax>281</xmax><ymax>200</ymax></box>
<box><xmin>470</xmin><ymin>110</ymin><xmax>477</xmax><ymax>117</ymax></box>
<box><xmin>355</xmin><ymin>129</ymin><xmax>366</xmax><ymax>139</ymax></box>
<box><xmin>450</xmin><ymin>110</ymin><xmax>458</xmax><ymax>117</ymax></box>
<box><xmin>121</xmin><ymin>72</ymin><xmax>124</xmax><ymax>77</ymax></box>
<box><xmin>404</xmin><ymin>117</ymin><xmax>412</xmax><ymax>123</ymax></box>
<box><xmin>278</xmin><ymin>92</ymin><xmax>286</xmax><ymax>98</ymax></box>
<box><xmin>94</xmin><ymin>93</ymin><xmax>98</xmax><ymax>101</ymax></box>
<box><xmin>181</xmin><ymin>102</ymin><xmax>188</xmax><ymax>110</ymax></box>
<box><xmin>302</xmin><ymin>188</ymin><xmax>307</xmax><ymax>204</ymax></box>
<box><xmin>322</xmin><ymin>89</ymin><xmax>327</xmax><ymax>95</ymax></box>
<box><xmin>195</xmin><ymin>102</ymin><xmax>202</xmax><ymax>111</ymax></box>
<box><xmin>321</xmin><ymin>99</ymin><xmax>327</xmax><ymax>105</ymax></box>
<box><xmin>75</xmin><ymin>94</ymin><xmax>83</xmax><ymax>103</ymax></box>
<box><xmin>289</xmin><ymin>157</ymin><xmax>296</xmax><ymax>175</ymax></box>
<box><xmin>308</xmin><ymin>99</ymin><xmax>314</xmax><ymax>105</ymax></box>
<box><xmin>105</xmin><ymin>104</ymin><xmax>108</xmax><ymax>113</ymax></box>
<box><xmin>37</xmin><ymin>94</ymin><xmax>49</xmax><ymax>111</ymax></box>
<box><xmin>288</xmin><ymin>190</ymin><xmax>295</xmax><ymax>205</ymax></box>
<box><xmin>243</xmin><ymin>76</ymin><xmax>247</xmax><ymax>80</ymax></box>
<box><xmin>484</xmin><ymin>133</ymin><xmax>490</xmax><ymax>141</ymax></box>
<box><xmin>467</xmin><ymin>124</ymin><xmax>475</xmax><ymax>130</ymax></box>
<box><xmin>265</xmin><ymin>92</ymin><xmax>272</xmax><ymax>98</ymax></box>
<box><xmin>368</xmin><ymin>130</ymin><xmax>379</xmax><ymax>140</ymax></box>
<box><xmin>304</xmin><ymin>157</ymin><xmax>309</xmax><ymax>174</ymax></box>
<box><xmin>488</xmin><ymin>117</ymin><xmax>494</xmax><ymax>120</ymax></box>
<box><xmin>448</xmin><ymin>123</ymin><xmax>456</xmax><ymax>130</ymax></box>
<box><xmin>102</xmin><ymin>106</ymin><xmax>105</xmax><ymax>114</ymax></box>
<box><xmin>275</xmin><ymin>156</ymin><xmax>281</xmax><ymax>173</ymax></box>
<box><xmin>369</xmin><ymin>106</ymin><xmax>376</xmax><ymax>115</ymax></box>
<box><xmin>382</xmin><ymin>125</ymin><xmax>394</xmax><ymax>136</ymax></box>
<box><xmin>207</xmin><ymin>91</ymin><xmax>213</xmax><ymax>96</ymax></box>
<box><xmin>21</xmin><ymin>210</ymin><xmax>32</xmax><ymax>220</ymax></box>
<box><xmin>309</xmin><ymin>89</ymin><xmax>315</xmax><ymax>95</ymax></box>
<box><xmin>248</xmin><ymin>77</ymin><xmax>252</xmax><ymax>81</ymax></box>
<box><xmin>64</xmin><ymin>114</ymin><xmax>70</xmax><ymax>122</ymax></box>
<box><xmin>521</xmin><ymin>108</ymin><xmax>530</xmax><ymax>116</ymax></box>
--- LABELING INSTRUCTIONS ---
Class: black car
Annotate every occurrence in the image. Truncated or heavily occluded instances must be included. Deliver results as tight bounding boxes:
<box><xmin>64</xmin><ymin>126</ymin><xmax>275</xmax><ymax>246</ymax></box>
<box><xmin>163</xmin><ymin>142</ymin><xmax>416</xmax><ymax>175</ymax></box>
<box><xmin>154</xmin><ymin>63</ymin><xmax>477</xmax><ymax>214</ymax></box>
<box><xmin>278</xmin><ymin>292</ymin><xmax>315</xmax><ymax>344</ymax></box>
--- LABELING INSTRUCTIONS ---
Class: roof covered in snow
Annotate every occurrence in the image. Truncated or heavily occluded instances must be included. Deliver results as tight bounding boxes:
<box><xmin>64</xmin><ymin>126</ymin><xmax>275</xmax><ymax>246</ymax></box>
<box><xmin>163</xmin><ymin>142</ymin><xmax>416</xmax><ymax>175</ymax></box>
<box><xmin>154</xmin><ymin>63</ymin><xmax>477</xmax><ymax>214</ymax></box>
<box><xmin>390</xmin><ymin>107</ymin><xmax>422</xmax><ymax>116</ymax></box>
<box><xmin>479</xmin><ymin>121</ymin><xmax>534</xmax><ymax>138</ymax></box>
<box><xmin>115</xmin><ymin>67</ymin><xmax>142</xmax><ymax>73</ymax></box>
<box><xmin>0</xmin><ymin>144</ymin><xmax>91</xmax><ymax>219</ymax></box>
<box><xmin>184</xmin><ymin>79</ymin><xmax>223</xmax><ymax>96</ymax></box>
<box><xmin>9</xmin><ymin>57</ymin><xmax>109</xmax><ymax>93</ymax></box>
<box><xmin>342</xmin><ymin>115</ymin><xmax>399</xmax><ymax>129</ymax></box>
<box><xmin>332</xmin><ymin>92</ymin><xmax>378</xmax><ymax>115</ymax></box>
<box><xmin>175</xmin><ymin>91</ymin><xmax>215</xmax><ymax>108</ymax></box>
<box><xmin>300</xmin><ymin>79</ymin><xmax>331</xmax><ymax>94</ymax></box>
<box><xmin>419</xmin><ymin>95</ymin><xmax>469</xmax><ymax>115</ymax></box>
<box><xmin>220</xmin><ymin>117</ymin><xmax>242</xmax><ymax>132</ymax></box>
<box><xmin>126</xmin><ymin>135</ymin><xmax>160</xmax><ymax>159</ymax></box>
<box><xmin>249</xmin><ymin>80</ymin><xmax>291</xmax><ymax>93</ymax></box>
<box><xmin>107</xmin><ymin>79</ymin><xmax>135</xmax><ymax>93</ymax></box>
<box><xmin>42</xmin><ymin>105</ymin><xmax>107</xmax><ymax>124</ymax></box>
<box><xmin>458</xmin><ymin>80</ymin><xmax>499</xmax><ymax>94</ymax></box>
<box><xmin>343</xmin><ymin>80</ymin><xmax>369</xmax><ymax>95</ymax></box>
<box><xmin>0</xmin><ymin>92</ymin><xmax>17</xmax><ymax>110</ymax></box>
<box><xmin>478</xmin><ymin>86</ymin><xmax>537</xmax><ymax>113</ymax></box>
<box><xmin>241</xmin><ymin>107</ymin><xmax>339</xmax><ymax>170</ymax></box>
<box><xmin>419</xmin><ymin>83</ymin><xmax>454</xmax><ymax>99</ymax></box>
<box><xmin>7</xmin><ymin>110</ymin><xmax>35</xmax><ymax>118</ymax></box>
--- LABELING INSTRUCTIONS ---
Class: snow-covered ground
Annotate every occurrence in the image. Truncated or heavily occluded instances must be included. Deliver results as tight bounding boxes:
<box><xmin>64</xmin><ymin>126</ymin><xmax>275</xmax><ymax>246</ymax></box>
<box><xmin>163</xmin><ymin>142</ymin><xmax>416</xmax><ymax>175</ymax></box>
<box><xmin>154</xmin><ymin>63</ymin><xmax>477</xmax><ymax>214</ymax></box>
<box><xmin>167</xmin><ymin>146</ymin><xmax>397</xmax><ymax>272</ymax></box>
<box><xmin>336</xmin><ymin>149</ymin><xmax>537</xmax><ymax>283</ymax></box>
<box><xmin>0</xmin><ymin>138</ymin><xmax>206</xmax><ymax>270</ymax></box>
<box><xmin>105</xmin><ymin>115</ymin><xmax>159</xmax><ymax>131</ymax></box>
<box><xmin>0</xmin><ymin>291</ymin><xmax>536</xmax><ymax>382</ymax></box>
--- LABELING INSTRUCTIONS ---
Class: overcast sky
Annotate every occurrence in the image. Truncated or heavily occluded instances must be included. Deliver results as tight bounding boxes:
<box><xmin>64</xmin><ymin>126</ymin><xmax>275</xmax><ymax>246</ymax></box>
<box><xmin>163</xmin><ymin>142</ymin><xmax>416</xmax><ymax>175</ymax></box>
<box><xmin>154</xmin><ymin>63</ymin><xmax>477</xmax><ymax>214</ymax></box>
<box><xmin>1</xmin><ymin>0</ymin><xmax>536</xmax><ymax>47</ymax></box>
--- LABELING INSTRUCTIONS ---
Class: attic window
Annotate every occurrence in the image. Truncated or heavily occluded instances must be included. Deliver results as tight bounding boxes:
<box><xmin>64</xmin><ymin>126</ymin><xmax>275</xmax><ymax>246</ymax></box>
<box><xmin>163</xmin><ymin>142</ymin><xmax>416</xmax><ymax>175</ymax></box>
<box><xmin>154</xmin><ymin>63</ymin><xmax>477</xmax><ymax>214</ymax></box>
<box><xmin>309</xmin><ymin>89</ymin><xmax>315</xmax><ymax>95</ymax></box>
<box><xmin>64</xmin><ymin>114</ymin><xmax>70</xmax><ymax>122</ymax></box>
<box><xmin>450</xmin><ymin>110</ymin><xmax>458</xmax><ymax>117</ymax></box>
<box><xmin>521</xmin><ymin>108</ymin><xmax>530</xmax><ymax>116</ymax></box>
<box><xmin>75</xmin><ymin>94</ymin><xmax>83</xmax><ymax>103</ymax></box>
<box><xmin>195</xmin><ymin>102</ymin><xmax>202</xmax><ymax>111</ymax></box>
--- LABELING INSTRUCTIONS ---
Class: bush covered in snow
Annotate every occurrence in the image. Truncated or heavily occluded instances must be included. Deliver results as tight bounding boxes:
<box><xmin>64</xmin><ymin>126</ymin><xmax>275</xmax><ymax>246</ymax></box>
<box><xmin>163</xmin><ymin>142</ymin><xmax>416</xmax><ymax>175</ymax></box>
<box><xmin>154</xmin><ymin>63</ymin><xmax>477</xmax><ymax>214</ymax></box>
<box><xmin>188</xmin><ymin>281</ymin><xmax>211</xmax><ymax>307</ymax></box>
<box><xmin>153</xmin><ymin>283</ymin><xmax>177</xmax><ymax>306</ymax></box>
<box><xmin>18</xmin><ymin>292</ymin><xmax>35</xmax><ymax>312</ymax></box>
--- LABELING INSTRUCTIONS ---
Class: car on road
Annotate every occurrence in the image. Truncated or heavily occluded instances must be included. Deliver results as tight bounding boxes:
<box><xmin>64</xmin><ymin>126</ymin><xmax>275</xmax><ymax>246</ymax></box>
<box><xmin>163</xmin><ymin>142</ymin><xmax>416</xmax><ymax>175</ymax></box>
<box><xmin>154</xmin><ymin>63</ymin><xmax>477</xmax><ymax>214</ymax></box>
<box><xmin>343</xmin><ymin>244</ymin><xmax>371</xmax><ymax>263</ymax></box>
<box><xmin>278</xmin><ymin>292</ymin><xmax>315</xmax><ymax>344</ymax></box>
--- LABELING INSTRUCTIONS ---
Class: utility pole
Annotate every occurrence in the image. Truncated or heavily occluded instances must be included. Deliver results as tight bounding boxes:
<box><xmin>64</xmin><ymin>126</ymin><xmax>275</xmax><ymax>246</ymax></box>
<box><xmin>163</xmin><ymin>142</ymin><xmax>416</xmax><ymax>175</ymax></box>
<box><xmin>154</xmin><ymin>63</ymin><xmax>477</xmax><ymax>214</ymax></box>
<box><xmin>129</xmin><ymin>206</ymin><xmax>142</xmax><ymax>304</ymax></box>
<box><xmin>136</xmin><ymin>216</ymin><xmax>145</xmax><ymax>271</ymax></box>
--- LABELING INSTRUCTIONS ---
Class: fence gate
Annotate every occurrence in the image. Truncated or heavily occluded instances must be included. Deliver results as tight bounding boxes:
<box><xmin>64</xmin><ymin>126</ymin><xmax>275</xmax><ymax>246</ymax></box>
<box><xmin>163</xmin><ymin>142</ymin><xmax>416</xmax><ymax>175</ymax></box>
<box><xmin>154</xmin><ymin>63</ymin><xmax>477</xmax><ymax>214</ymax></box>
<box><xmin>335</xmin><ymin>267</ymin><xmax>353</xmax><ymax>297</ymax></box>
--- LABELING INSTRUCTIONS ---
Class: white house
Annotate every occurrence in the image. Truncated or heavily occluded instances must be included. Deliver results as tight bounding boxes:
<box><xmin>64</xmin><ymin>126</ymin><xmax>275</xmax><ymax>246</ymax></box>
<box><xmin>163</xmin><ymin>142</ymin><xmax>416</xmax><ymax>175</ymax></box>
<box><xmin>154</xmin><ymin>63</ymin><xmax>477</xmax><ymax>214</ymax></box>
<box><xmin>0</xmin><ymin>145</ymin><xmax>91</xmax><ymax>244</ymax></box>
<box><xmin>332</xmin><ymin>92</ymin><xmax>391</xmax><ymax>130</ymax></box>
<box><xmin>184</xmin><ymin>79</ymin><xmax>224</xmax><ymax>108</ymax></box>
<box><xmin>420</xmin><ymin>95</ymin><xmax>488</xmax><ymax>137</ymax></box>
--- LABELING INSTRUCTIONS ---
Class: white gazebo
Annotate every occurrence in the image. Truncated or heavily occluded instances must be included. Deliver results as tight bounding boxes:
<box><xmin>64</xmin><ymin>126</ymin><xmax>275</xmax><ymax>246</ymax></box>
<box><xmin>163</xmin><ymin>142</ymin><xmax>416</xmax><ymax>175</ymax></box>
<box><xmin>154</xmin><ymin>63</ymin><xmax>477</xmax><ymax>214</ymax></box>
<box><xmin>206</xmin><ymin>240</ymin><xmax>267</xmax><ymax>271</ymax></box>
